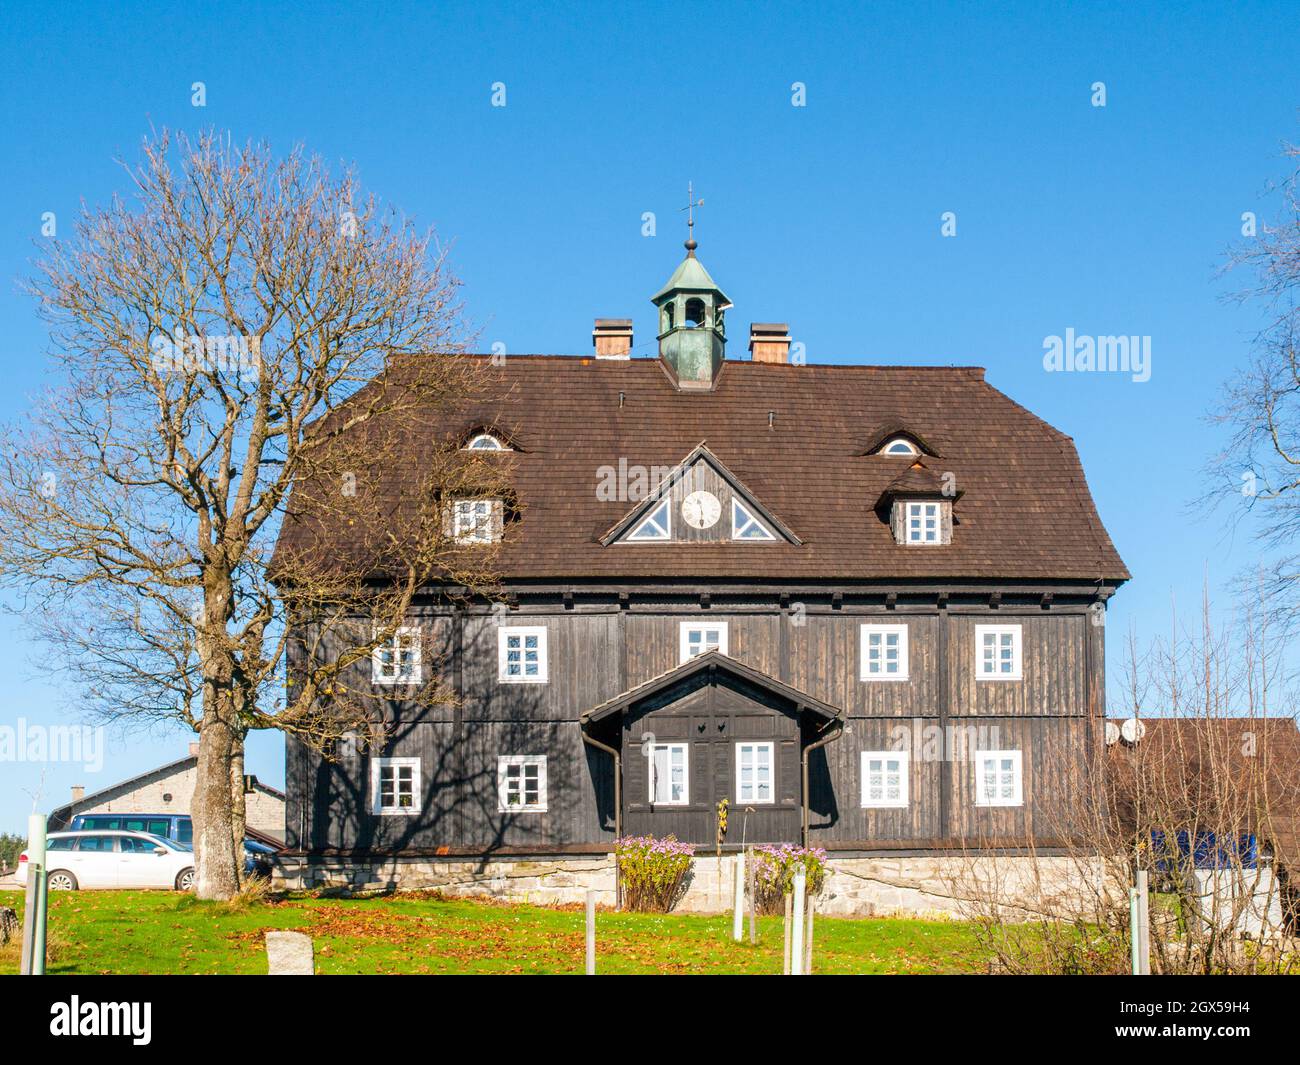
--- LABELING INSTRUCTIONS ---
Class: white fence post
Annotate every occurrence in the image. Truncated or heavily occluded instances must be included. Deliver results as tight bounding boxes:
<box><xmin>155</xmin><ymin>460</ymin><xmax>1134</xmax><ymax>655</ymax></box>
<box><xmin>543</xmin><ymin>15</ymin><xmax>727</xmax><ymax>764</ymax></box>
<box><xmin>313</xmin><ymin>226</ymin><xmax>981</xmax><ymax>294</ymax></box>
<box><xmin>790</xmin><ymin>866</ymin><xmax>806</xmax><ymax>976</ymax></box>
<box><xmin>732</xmin><ymin>853</ymin><xmax>744</xmax><ymax>942</ymax></box>
<box><xmin>585</xmin><ymin>889</ymin><xmax>597</xmax><ymax>975</ymax></box>
<box><xmin>1136</xmin><ymin>869</ymin><xmax>1150</xmax><ymax>975</ymax></box>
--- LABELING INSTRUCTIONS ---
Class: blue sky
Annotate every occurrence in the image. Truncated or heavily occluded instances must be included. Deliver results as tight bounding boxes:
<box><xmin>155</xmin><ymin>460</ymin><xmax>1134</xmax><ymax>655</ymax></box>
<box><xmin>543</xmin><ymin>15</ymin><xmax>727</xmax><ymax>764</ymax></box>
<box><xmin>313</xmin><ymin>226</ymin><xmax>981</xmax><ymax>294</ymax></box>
<box><xmin>0</xmin><ymin>1</ymin><xmax>1296</xmax><ymax>832</ymax></box>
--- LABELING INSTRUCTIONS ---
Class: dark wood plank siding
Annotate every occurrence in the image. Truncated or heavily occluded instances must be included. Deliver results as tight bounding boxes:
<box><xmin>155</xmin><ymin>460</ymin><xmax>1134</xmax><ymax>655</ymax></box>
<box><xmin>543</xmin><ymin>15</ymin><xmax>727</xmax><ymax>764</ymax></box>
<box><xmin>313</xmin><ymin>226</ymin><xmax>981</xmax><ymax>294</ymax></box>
<box><xmin>947</xmin><ymin>613</ymin><xmax>1087</xmax><ymax>716</ymax></box>
<box><xmin>945</xmin><ymin>716</ymin><xmax>1095</xmax><ymax>842</ymax></box>
<box><xmin>808</xmin><ymin>717</ymin><xmax>943</xmax><ymax>842</ymax></box>
<box><xmin>621</xmin><ymin>669</ymin><xmax>802</xmax><ymax>844</ymax></box>
<box><xmin>787</xmin><ymin>613</ymin><xmax>940</xmax><ymax>717</ymax></box>
<box><xmin>289</xmin><ymin>598</ymin><xmax>1103</xmax><ymax>854</ymax></box>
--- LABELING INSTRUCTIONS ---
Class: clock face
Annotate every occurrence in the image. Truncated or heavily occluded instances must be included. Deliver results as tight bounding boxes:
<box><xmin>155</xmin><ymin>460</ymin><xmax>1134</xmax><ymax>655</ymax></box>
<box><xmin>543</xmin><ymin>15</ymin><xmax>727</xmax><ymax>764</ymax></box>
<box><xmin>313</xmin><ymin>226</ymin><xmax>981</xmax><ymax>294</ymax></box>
<box><xmin>681</xmin><ymin>490</ymin><xmax>722</xmax><ymax>530</ymax></box>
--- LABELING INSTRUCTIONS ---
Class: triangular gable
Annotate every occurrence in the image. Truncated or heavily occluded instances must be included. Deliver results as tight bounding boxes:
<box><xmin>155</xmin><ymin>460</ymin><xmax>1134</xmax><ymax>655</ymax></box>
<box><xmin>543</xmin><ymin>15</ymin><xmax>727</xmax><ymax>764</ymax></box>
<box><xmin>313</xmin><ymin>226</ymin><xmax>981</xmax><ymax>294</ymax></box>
<box><xmin>581</xmin><ymin>650</ymin><xmax>844</xmax><ymax>724</ymax></box>
<box><xmin>600</xmin><ymin>443</ymin><xmax>801</xmax><ymax>546</ymax></box>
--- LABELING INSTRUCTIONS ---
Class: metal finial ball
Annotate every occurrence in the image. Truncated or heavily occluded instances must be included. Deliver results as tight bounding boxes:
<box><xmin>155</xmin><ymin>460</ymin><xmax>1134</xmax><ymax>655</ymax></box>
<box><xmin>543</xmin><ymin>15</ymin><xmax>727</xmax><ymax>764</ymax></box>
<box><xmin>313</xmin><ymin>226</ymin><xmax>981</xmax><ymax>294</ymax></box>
<box><xmin>685</xmin><ymin>238</ymin><xmax>698</xmax><ymax>252</ymax></box>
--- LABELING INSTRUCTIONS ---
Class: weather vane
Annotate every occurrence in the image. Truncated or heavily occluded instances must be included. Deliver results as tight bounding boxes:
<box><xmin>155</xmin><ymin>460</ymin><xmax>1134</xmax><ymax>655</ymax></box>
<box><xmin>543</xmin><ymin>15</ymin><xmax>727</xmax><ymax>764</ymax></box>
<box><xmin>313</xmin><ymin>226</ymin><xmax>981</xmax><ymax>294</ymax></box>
<box><xmin>680</xmin><ymin>181</ymin><xmax>703</xmax><ymax>254</ymax></box>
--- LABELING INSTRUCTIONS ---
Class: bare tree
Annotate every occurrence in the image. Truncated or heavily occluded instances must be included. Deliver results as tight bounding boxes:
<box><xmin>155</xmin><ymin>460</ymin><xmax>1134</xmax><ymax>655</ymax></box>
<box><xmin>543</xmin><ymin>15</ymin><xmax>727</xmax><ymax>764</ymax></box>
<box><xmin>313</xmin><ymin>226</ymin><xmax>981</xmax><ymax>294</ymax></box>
<box><xmin>1207</xmin><ymin>143</ymin><xmax>1300</xmax><ymax>615</ymax></box>
<box><xmin>954</xmin><ymin>597</ymin><xmax>1300</xmax><ymax>975</ymax></box>
<box><xmin>0</xmin><ymin>130</ymin><xmax>508</xmax><ymax>899</ymax></box>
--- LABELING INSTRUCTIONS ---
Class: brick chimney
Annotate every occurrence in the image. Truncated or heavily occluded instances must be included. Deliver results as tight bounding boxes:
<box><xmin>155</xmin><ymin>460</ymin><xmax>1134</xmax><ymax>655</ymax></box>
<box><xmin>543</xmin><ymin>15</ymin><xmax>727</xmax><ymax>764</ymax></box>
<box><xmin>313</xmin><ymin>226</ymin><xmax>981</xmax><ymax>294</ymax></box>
<box><xmin>592</xmin><ymin>318</ymin><xmax>633</xmax><ymax>359</ymax></box>
<box><xmin>70</xmin><ymin>785</ymin><xmax>85</xmax><ymax>803</ymax></box>
<box><xmin>749</xmin><ymin>323</ymin><xmax>791</xmax><ymax>364</ymax></box>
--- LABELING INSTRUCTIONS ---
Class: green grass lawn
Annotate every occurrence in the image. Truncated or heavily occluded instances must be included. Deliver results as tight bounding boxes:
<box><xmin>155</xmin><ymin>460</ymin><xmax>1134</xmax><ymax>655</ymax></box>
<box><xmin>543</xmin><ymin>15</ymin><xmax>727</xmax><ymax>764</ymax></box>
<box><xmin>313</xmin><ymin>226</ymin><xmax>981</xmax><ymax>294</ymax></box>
<box><xmin>0</xmin><ymin>888</ymin><xmax>989</xmax><ymax>975</ymax></box>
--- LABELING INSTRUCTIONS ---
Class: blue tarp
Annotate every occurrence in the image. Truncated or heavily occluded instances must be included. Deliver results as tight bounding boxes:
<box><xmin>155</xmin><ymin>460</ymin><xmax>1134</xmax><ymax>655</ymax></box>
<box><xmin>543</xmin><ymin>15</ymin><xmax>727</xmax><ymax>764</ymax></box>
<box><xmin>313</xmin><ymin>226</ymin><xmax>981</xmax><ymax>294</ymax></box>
<box><xmin>1150</xmin><ymin>829</ymin><xmax>1258</xmax><ymax>870</ymax></box>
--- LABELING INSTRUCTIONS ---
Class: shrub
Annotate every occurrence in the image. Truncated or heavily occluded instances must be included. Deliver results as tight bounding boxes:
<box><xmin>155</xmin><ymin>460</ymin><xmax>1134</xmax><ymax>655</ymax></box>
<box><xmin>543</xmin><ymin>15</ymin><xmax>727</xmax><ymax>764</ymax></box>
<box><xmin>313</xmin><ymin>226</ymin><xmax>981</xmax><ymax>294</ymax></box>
<box><xmin>615</xmin><ymin>835</ymin><xmax>694</xmax><ymax>913</ymax></box>
<box><xmin>752</xmin><ymin>843</ymin><xmax>829</xmax><ymax>915</ymax></box>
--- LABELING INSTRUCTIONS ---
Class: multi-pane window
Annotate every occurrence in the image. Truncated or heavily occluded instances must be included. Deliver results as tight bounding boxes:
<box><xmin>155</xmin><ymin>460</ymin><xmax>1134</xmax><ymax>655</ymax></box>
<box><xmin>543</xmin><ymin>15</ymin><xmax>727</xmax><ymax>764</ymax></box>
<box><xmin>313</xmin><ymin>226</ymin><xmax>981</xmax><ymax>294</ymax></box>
<box><xmin>861</xmin><ymin>751</ymin><xmax>909</xmax><ymax>808</ymax></box>
<box><xmin>371</xmin><ymin>757</ymin><xmax>420</xmax><ymax>815</ymax></box>
<box><xmin>497</xmin><ymin>755</ymin><xmax>547</xmax><ymax>813</ymax></box>
<box><xmin>974</xmin><ymin>750</ymin><xmax>1023</xmax><ymax>807</ymax></box>
<box><xmin>452</xmin><ymin>498</ymin><xmax>500</xmax><ymax>543</ymax></box>
<box><xmin>735</xmin><ymin>742</ymin><xmax>774</xmax><ymax>804</ymax></box>
<box><xmin>905</xmin><ymin>501</ymin><xmax>941</xmax><ymax>544</ymax></box>
<box><xmin>498</xmin><ymin>626</ymin><xmax>548</xmax><ymax>683</ymax></box>
<box><xmin>372</xmin><ymin>625</ymin><xmax>421</xmax><ymax>685</ymax></box>
<box><xmin>679</xmin><ymin>621</ymin><xmax>728</xmax><ymax>663</ymax></box>
<box><xmin>975</xmin><ymin>624</ymin><xmax>1022</xmax><ymax>681</ymax></box>
<box><xmin>859</xmin><ymin>624</ymin><xmax>909</xmax><ymax>681</ymax></box>
<box><xmin>649</xmin><ymin>742</ymin><xmax>689</xmax><ymax>805</ymax></box>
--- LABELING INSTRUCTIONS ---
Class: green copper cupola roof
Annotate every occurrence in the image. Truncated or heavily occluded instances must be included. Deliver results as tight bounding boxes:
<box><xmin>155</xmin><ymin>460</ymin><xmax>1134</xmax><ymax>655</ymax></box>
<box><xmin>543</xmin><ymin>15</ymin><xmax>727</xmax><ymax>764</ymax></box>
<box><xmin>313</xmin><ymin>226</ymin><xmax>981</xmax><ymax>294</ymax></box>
<box><xmin>651</xmin><ymin>247</ymin><xmax>732</xmax><ymax>308</ymax></box>
<box><xmin>651</xmin><ymin>232</ymin><xmax>731</xmax><ymax>389</ymax></box>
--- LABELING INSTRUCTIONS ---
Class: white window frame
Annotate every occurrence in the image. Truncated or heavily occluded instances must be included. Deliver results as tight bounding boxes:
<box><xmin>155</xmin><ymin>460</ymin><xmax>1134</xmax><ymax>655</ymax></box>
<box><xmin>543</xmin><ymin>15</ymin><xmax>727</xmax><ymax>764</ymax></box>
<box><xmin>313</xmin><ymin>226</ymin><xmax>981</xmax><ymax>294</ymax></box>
<box><xmin>904</xmin><ymin>500</ymin><xmax>942</xmax><ymax>544</ymax></box>
<box><xmin>678</xmin><ymin>620</ymin><xmax>728</xmax><ymax>662</ymax></box>
<box><xmin>974</xmin><ymin>750</ymin><xmax>1024</xmax><ymax>807</ymax></box>
<box><xmin>648</xmin><ymin>742</ymin><xmax>689</xmax><ymax>806</ymax></box>
<box><xmin>498</xmin><ymin>625</ymin><xmax>549</xmax><ymax>683</ymax></box>
<box><xmin>452</xmin><ymin>498</ymin><xmax>501</xmax><ymax>544</ymax></box>
<box><xmin>731</xmin><ymin>498</ymin><xmax>775</xmax><ymax>541</ymax></box>
<box><xmin>626</xmin><ymin>497</ymin><xmax>672</xmax><ymax>542</ymax></box>
<box><xmin>370</xmin><ymin>757</ymin><xmax>421</xmax><ymax>815</ymax></box>
<box><xmin>735</xmin><ymin>741</ymin><xmax>775</xmax><ymax>805</ymax></box>
<box><xmin>859</xmin><ymin>623</ymin><xmax>909</xmax><ymax>681</ymax></box>
<box><xmin>881</xmin><ymin>437</ymin><xmax>919</xmax><ymax>455</ymax></box>
<box><xmin>975</xmin><ymin>624</ymin><xmax>1023</xmax><ymax>681</ymax></box>
<box><xmin>465</xmin><ymin>432</ymin><xmax>508</xmax><ymax>451</ymax></box>
<box><xmin>372</xmin><ymin>625</ymin><xmax>422</xmax><ymax>685</ymax></box>
<box><xmin>497</xmin><ymin>755</ymin><xmax>548</xmax><ymax>813</ymax></box>
<box><xmin>860</xmin><ymin>750</ymin><xmax>910</xmax><ymax>808</ymax></box>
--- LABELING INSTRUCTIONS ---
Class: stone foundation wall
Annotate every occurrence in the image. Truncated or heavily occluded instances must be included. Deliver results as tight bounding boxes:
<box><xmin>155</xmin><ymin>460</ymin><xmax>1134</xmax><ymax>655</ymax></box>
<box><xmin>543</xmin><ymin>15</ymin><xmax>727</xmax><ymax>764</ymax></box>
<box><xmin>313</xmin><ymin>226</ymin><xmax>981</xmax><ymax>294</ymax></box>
<box><xmin>275</xmin><ymin>852</ymin><xmax>1107</xmax><ymax>919</ymax></box>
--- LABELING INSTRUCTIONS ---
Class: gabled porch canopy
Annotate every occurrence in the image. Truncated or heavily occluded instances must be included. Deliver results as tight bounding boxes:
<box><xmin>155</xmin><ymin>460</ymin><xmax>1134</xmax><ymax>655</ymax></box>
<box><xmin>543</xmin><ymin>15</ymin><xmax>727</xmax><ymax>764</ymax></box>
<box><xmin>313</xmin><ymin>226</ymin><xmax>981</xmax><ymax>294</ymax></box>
<box><xmin>581</xmin><ymin>651</ymin><xmax>845</xmax><ymax>847</ymax></box>
<box><xmin>580</xmin><ymin>649</ymin><xmax>844</xmax><ymax>726</ymax></box>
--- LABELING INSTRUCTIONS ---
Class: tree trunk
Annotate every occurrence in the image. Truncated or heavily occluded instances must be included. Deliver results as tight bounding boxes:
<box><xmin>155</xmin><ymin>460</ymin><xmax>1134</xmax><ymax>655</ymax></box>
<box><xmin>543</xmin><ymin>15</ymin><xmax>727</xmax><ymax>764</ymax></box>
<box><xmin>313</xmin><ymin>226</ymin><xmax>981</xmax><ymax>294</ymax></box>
<box><xmin>230</xmin><ymin>734</ymin><xmax>248</xmax><ymax>887</ymax></box>
<box><xmin>193</xmin><ymin>701</ymin><xmax>242</xmax><ymax>900</ymax></box>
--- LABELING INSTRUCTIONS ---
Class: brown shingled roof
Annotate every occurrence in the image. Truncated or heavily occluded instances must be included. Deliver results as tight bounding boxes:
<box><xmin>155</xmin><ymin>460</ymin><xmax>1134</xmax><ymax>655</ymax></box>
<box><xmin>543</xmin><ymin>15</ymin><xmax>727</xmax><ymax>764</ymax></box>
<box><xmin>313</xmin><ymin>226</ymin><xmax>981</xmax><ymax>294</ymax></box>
<box><xmin>276</xmin><ymin>354</ymin><xmax>1129</xmax><ymax>584</ymax></box>
<box><xmin>1107</xmin><ymin>718</ymin><xmax>1300</xmax><ymax>866</ymax></box>
<box><xmin>875</xmin><ymin>462</ymin><xmax>959</xmax><ymax>507</ymax></box>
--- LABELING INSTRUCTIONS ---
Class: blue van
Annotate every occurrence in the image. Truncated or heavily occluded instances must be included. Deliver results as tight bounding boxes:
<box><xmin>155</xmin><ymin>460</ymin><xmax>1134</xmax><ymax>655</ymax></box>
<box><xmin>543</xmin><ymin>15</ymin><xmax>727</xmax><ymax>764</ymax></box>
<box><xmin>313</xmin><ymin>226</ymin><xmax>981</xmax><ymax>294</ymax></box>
<box><xmin>69</xmin><ymin>813</ymin><xmax>275</xmax><ymax>877</ymax></box>
<box><xmin>71</xmin><ymin>812</ymin><xmax>192</xmax><ymax>844</ymax></box>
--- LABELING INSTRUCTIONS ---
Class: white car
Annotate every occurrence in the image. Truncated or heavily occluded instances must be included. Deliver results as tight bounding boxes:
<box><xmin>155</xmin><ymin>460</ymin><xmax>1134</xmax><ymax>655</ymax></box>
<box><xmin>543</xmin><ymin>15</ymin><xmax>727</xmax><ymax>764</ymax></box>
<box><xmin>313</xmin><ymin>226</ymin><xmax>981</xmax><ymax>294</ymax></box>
<box><xmin>17</xmin><ymin>830</ymin><xmax>196</xmax><ymax>891</ymax></box>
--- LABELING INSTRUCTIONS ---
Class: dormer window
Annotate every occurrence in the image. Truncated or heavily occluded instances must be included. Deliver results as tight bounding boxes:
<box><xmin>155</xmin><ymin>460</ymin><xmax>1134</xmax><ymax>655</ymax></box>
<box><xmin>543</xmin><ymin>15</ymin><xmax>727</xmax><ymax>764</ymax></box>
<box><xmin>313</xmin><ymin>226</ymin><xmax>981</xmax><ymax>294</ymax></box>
<box><xmin>905</xmin><ymin>501</ymin><xmax>941</xmax><ymax>544</ymax></box>
<box><xmin>888</xmin><ymin>498</ymin><xmax>952</xmax><ymax>545</ymax></box>
<box><xmin>880</xmin><ymin>437</ymin><xmax>919</xmax><ymax>456</ymax></box>
<box><xmin>465</xmin><ymin>432</ymin><xmax>507</xmax><ymax>451</ymax></box>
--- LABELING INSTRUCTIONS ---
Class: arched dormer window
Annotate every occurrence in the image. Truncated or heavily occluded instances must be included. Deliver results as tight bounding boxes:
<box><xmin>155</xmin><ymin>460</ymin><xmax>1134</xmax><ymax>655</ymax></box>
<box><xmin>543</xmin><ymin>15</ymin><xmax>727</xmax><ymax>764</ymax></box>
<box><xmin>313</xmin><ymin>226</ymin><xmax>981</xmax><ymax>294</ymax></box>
<box><xmin>880</xmin><ymin>437</ymin><xmax>919</xmax><ymax>456</ymax></box>
<box><xmin>465</xmin><ymin>432</ymin><xmax>508</xmax><ymax>451</ymax></box>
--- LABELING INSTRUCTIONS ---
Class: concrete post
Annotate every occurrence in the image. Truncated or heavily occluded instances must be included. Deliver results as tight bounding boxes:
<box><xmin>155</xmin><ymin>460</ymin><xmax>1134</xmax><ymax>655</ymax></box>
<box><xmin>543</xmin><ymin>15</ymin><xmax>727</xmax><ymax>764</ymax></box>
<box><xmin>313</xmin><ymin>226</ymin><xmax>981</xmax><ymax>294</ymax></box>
<box><xmin>20</xmin><ymin>813</ymin><xmax>46</xmax><ymax>976</ymax></box>
<box><xmin>265</xmin><ymin>931</ymin><xmax>315</xmax><ymax>975</ymax></box>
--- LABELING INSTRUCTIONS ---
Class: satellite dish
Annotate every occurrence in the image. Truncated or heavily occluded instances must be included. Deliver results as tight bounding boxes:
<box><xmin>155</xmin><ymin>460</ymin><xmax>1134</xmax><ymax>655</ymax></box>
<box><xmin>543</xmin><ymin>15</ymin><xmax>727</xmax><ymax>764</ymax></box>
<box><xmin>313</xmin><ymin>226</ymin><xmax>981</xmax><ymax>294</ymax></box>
<box><xmin>1104</xmin><ymin>721</ymin><xmax>1121</xmax><ymax>746</ymax></box>
<box><xmin>1121</xmin><ymin>718</ymin><xmax>1147</xmax><ymax>745</ymax></box>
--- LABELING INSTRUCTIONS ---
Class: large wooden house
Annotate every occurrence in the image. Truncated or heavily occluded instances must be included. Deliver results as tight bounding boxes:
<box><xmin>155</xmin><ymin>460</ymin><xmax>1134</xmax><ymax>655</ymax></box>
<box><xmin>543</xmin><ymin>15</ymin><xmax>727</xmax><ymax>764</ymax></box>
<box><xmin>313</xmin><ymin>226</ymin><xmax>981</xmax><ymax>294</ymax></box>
<box><xmin>275</xmin><ymin>238</ymin><xmax>1129</xmax><ymax>909</ymax></box>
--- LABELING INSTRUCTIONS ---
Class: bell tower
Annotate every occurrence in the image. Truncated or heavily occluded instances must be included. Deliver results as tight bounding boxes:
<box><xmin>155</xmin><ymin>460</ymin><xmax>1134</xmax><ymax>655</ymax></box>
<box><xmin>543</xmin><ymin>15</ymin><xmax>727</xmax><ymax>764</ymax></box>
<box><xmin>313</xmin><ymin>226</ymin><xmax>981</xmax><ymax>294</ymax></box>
<box><xmin>651</xmin><ymin>185</ymin><xmax>732</xmax><ymax>389</ymax></box>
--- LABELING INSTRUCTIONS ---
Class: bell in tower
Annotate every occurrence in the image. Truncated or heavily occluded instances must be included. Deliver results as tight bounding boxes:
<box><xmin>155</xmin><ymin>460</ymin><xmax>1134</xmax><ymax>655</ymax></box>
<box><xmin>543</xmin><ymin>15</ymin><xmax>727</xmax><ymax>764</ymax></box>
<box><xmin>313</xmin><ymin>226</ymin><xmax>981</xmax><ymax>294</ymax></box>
<box><xmin>651</xmin><ymin>186</ymin><xmax>732</xmax><ymax>389</ymax></box>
